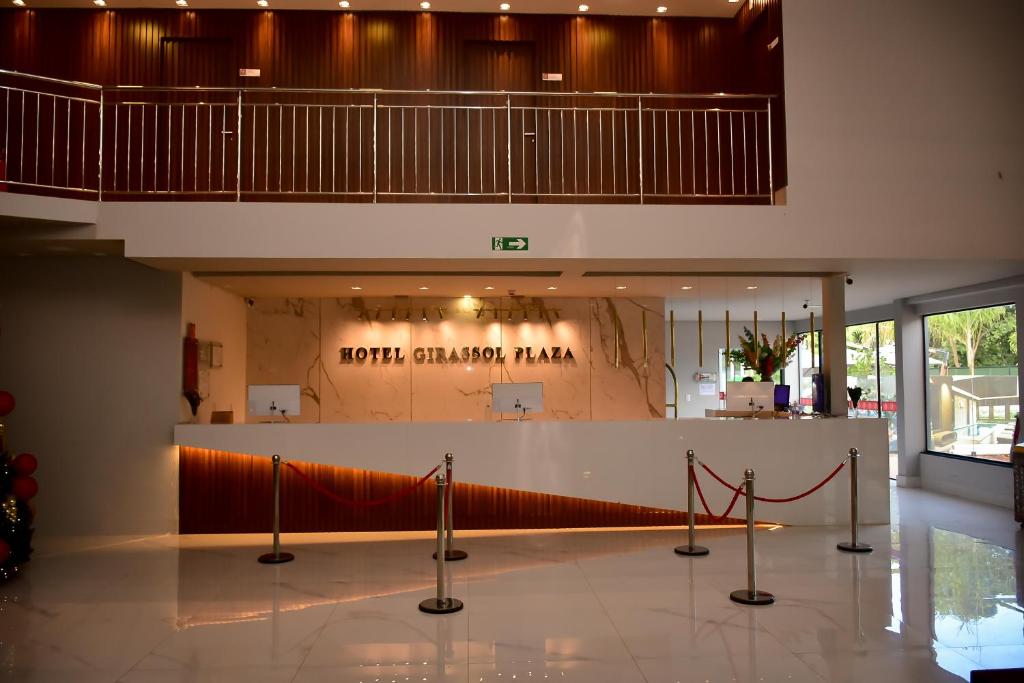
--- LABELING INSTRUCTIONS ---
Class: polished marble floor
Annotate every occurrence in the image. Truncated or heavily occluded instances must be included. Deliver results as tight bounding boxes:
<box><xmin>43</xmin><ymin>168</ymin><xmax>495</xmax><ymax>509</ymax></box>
<box><xmin>2</xmin><ymin>484</ymin><xmax>1022</xmax><ymax>682</ymax></box>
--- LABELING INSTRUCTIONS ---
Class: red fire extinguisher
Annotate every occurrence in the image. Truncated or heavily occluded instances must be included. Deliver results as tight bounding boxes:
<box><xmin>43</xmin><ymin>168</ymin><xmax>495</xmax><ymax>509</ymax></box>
<box><xmin>183</xmin><ymin>322</ymin><xmax>201</xmax><ymax>415</ymax></box>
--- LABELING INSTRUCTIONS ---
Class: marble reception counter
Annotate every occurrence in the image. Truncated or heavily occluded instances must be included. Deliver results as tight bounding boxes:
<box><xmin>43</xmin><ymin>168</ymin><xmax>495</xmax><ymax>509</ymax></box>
<box><xmin>174</xmin><ymin>417</ymin><xmax>889</xmax><ymax>528</ymax></box>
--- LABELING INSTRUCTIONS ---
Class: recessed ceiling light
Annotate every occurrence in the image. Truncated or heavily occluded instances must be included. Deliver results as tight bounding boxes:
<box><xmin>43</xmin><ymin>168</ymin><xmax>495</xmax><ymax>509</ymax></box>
<box><xmin>615</xmin><ymin>285</ymin><xmax>628</xmax><ymax>290</ymax></box>
<box><xmin>499</xmin><ymin>2</ymin><xmax>510</xmax><ymax>9</ymax></box>
<box><xmin>93</xmin><ymin>0</ymin><xmax>106</xmax><ymax>6</ymax></box>
<box><xmin>578</xmin><ymin>4</ymin><xmax>589</xmax><ymax>11</ymax></box>
<box><xmin>418</xmin><ymin>286</ymin><xmax>429</xmax><ymax>290</ymax></box>
<box><xmin>176</xmin><ymin>0</ymin><xmax>188</xmax><ymax>7</ymax></box>
<box><xmin>339</xmin><ymin>0</ymin><xmax>350</xmax><ymax>6</ymax></box>
<box><xmin>351</xmin><ymin>286</ymin><xmax>363</xmax><ymax>290</ymax></box>
<box><xmin>484</xmin><ymin>286</ymin><xmax>495</xmax><ymax>290</ymax></box>
<box><xmin>547</xmin><ymin>286</ymin><xmax>558</xmax><ymax>290</ymax></box>
<box><xmin>680</xmin><ymin>285</ymin><xmax>693</xmax><ymax>290</ymax></box>
<box><xmin>746</xmin><ymin>285</ymin><xmax>758</xmax><ymax>290</ymax></box>
<box><xmin>257</xmin><ymin>0</ymin><xmax>268</xmax><ymax>6</ymax></box>
<box><xmin>656</xmin><ymin>6</ymin><xmax>667</xmax><ymax>13</ymax></box>
<box><xmin>729</xmin><ymin>0</ymin><xmax>741</xmax><ymax>3</ymax></box>
<box><xmin>12</xmin><ymin>0</ymin><xmax>26</xmax><ymax>6</ymax></box>
<box><xmin>420</xmin><ymin>1</ymin><xmax>431</xmax><ymax>9</ymax></box>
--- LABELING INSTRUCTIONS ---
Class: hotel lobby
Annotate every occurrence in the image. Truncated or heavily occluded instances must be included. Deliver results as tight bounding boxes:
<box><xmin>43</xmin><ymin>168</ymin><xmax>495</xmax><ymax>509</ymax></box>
<box><xmin>1</xmin><ymin>0</ymin><xmax>1023</xmax><ymax>681</ymax></box>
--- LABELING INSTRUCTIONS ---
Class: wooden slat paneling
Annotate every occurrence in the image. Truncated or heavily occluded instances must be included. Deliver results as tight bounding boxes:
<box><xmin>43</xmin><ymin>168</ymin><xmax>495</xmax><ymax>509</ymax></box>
<box><xmin>179</xmin><ymin>446</ymin><xmax>746</xmax><ymax>534</ymax></box>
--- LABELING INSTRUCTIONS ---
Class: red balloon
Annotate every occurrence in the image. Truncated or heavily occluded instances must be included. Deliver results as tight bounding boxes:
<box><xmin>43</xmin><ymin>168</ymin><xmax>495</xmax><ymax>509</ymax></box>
<box><xmin>12</xmin><ymin>476</ymin><xmax>37</xmax><ymax>501</ymax></box>
<box><xmin>12</xmin><ymin>453</ymin><xmax>37</xmax><ymax>476</ymax></box>
<box><xmin>0</xmin><ymin>391</ymin><xmax>13</xmax><ymax>417</ymax></box>
<box><xmin>0</xmin><ymin>538</ymin><xmax>9</xmax><ymax>564</ymax></box>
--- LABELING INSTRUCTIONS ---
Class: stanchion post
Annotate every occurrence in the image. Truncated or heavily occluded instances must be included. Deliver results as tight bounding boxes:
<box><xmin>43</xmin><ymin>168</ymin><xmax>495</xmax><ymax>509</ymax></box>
<box><xmin>258</xmin><ymin>454</ymin><xmax>295</xmax><ymax>564</ymax></box>
<box><xmin>433</xmin><ymin>453</ymin><xmax>468</xmax><ymax>561</ymax></box>
<box><xmin>420</xmin><ymin>474</ymin><xmax>464</xmax><ymax>614</ymax></box>
<box><xmin>675</xmin><ymin>449</ymin><xmax>709</xmax><ymax>557</ymax></box>
<box><xmin>837</xmin><ymin>447</ymin><xmax>873</xmax><ymax>553</ymax></box>
<box><xmin>730</xmin><ymin>469</ymin><xmax>774</xmax><ymax>605</ymax></box>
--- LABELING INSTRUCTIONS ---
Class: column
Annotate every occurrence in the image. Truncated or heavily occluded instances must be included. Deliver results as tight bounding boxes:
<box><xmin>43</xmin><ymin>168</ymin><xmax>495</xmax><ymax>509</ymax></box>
<box><xmin>820</xmin><ymin>275</ymin><xmax>848</xmax><ymax>417</ymax></box>
<box><xmin>894</xmin><ymin>298</ymin><xmax>924</xmax><ymax>487</ymax></box>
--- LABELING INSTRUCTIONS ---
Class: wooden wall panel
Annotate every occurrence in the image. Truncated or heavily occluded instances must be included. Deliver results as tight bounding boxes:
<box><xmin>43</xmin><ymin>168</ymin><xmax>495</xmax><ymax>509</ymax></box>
<box><xmin>0</xmin><ymin>9</ymin><xmax>763</xmax><ymax>94</ymax></box>
<box><xmin>179</xmin><ymin>446</ymin><xmax>746</xmax><ymax>534</ymax></box>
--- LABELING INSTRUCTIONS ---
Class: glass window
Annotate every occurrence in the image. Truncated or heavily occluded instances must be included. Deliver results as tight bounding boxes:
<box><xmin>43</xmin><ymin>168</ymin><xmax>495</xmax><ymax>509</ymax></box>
<box><xmin>846</xmin><ymin>320</ymin><xmax>899</xmax><ymax>478</ymax></box>
<box><xmin>925</xmin><ymin>304</ymin><xmax>1019</xmax><ymax>463</ymax></box>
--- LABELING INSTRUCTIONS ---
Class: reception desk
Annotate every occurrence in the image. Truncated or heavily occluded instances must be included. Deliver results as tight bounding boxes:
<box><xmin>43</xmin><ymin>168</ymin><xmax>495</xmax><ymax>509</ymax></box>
<box><xmin>175</xmin><ymin>417</ymin><xmax>889</xmax><ymax>527</ymax></box>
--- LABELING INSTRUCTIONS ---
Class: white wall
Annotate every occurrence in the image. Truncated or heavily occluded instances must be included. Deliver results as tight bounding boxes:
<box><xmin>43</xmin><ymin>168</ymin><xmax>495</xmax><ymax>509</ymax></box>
<box><xmin>180</xmin><ymin>273</ymin><xmax>247</xmax><ymax>424</ymax></box>
<box><xmin>920</xmin><ymin>454</ymin><xmax>1013</xmax><ymax>509</ymax></box>
<box><xmin>0</xmin><ymin>257</ymin><xmax>182</xmax><ymax>536</ymax></box>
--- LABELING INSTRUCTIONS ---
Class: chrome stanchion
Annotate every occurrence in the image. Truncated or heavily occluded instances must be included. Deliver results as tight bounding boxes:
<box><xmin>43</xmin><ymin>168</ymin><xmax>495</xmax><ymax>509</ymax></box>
<box><xmin>419</xmin><ymin>473</ymin><xmax>464</xmax><ymax>614</ymax></box>
<box><xmin>675</xmin><ymin>449</ymin><xmax>709</xmax><ymax>557</ymax></box>
<box><xmin>837</xmin><ymin>447</ymin><xmax>873</xmax><ymax>553</ymax></box>
<box><xmin>433</xmin><ymin>453</ymin><xmax>468</xmax><ymax>561</ymax></box>
<box><xmin>729</xmin><ymin>469</ymin><xmax>774</xmax><ymax>605</ymax></box>
<box><xmin>258</xmin><ymin>454</ymin><xmax>295</xmax><ymax>564</ymax></box>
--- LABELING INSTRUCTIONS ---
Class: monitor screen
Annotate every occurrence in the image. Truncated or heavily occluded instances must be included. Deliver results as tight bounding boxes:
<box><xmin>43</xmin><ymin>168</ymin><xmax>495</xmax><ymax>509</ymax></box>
<box><xmin>774</xmin><ymin>384</ymin><xmax>791</xmax><ymax>408</ymax></box>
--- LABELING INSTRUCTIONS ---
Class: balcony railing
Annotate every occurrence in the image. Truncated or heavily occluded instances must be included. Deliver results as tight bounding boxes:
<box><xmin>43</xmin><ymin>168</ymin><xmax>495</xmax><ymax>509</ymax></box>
<box><xmin>0</xmin><ymin>69</ymin><xmax>778</xmax><ymax>205</ymax></box>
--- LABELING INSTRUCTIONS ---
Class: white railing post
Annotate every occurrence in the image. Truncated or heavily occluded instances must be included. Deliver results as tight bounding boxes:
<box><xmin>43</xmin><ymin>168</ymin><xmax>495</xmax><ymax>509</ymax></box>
<box><xmin>506</xmin><ymin>94</ymin><xmax>513</xmax><ymax>203</ymax></box>
<box><xmin>767</xmin><ymin>97</ymin><xmax>774</xmax><ymax>206</ymax></box>
<box><xmin>97</xmin><ymin>89</ymin><xmax>104</xmax><ymax>200</ymax></box>
<box><xmin>637</xmin><ymin>95</ymin><xmax>644</xmax><ymax>204</ymax></box>
<box><xmin>235</xmin><ymin>90</ymin><xmax>242</xmax><ymax>202</ymax></box>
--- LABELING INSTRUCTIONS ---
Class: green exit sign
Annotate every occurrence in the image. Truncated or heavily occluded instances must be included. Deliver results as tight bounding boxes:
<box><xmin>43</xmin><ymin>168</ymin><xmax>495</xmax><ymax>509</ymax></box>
<box><xmin>492</xmin><ymin>236</ymin><xmax>529</xmax><ymax>251</ymax></box>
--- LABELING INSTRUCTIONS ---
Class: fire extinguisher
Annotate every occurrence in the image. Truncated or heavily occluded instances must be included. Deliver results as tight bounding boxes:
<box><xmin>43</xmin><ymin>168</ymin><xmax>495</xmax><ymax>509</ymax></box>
<box><xmin>183</xmin><ymin>322</ymin><xmax>201</xmax><ymax>415</ymax></box>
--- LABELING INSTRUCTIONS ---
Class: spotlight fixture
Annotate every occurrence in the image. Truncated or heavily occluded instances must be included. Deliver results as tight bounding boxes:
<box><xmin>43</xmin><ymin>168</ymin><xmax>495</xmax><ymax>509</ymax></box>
<box><xmin>680</xmin><ymin>285</ymin><xmax>693</xmax><ymax>290</ymax></box>
<box><xmin>350</xmin><ymin>286</ymin><xmax>362</xmax><ymax>290</ymax></box>
<box><xmin>418</xmin><ymin>286</ymin><xmax>429</xmax><ymax>290</ymax></box>
<box><xmin>499</xmin><ymin>2</ymin><xmax>510</xmax><ymax>9</ymax></box>
<box><xmin>391</xmin><ymin>308</ymin><xmax>397</xmax><ymax>321</ymax></box>
<box><xmin>547</xmin><ymin>285</ymin><xmax>558</xmax><ymax>290</ymax></box>
<box><xmin>615</xmin><ymin>285</ymin><xmax>628</xmax><ymax>290</ymax></box>
<box><xmin>746</xmin><ymin>285</ymin><xmax>758</xmax><ymax>290</ymax></box>
<box><xmin>176</xmin><ymin>0</ymin><xmax>188</xmax><ymax>7</ymax></box>
<box><xmin>578</xmin><ymin>4</ymin><xmax>589</xmax><ymax>11</ymax></box>
<box><xmin>422</xmin><ymin>308</ymin><xmax>428</xmax><ymax>322</ymax></box>
<box><xmin>484</xmin><ymin>285</ymin><xmax>495</xmax><ymax>290</ymax></box>
<box><xmin>657</xmin><ymin>6</ymin><xmax>667</xmax><ymax>13</ymax></box>
<box><xmin>93</xmin><ymin>0</ymin><xmax>106</xmax><ymax>6</ymax></box>
<box><xmin>339</xmin><ymin>0</ymin><xmax>350</xmax><ymax>6</ymax></box>
<box><xmin>420</xmin><ymin>1</ymin><xmax>431</xmax><ymax>8</ymax></box>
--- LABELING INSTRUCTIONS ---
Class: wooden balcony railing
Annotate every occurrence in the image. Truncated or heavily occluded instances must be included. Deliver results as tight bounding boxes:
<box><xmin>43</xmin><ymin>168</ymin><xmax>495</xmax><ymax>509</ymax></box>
<box><xmin>0</xmin><ymin>69</ymin><xmax>778</xmax><ymax>205</ymax></box>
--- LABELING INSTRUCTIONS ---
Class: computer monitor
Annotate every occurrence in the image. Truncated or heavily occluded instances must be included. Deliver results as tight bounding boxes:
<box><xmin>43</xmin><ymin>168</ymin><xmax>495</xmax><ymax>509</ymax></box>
<box><xmin>773</xmin><ymin>384</ymin><xmax>791</xmax><ymax>411</ymax></box>
<box><xmin>725</xmin><ymin>381</ymin><xmax>775</xmax><ymax>412</ymax></box>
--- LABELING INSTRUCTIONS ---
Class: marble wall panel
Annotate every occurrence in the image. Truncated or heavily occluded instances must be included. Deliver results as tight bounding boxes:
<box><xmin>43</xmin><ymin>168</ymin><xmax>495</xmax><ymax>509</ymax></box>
<box><xmin>246</xmin><ymin>298</ymin><xmax>321</xmax><ymax>423</ymax></box>
<box><xmin>590</xmin><ymin>298</ymin><xmax>666</xmax><ymax>420</ymax></box>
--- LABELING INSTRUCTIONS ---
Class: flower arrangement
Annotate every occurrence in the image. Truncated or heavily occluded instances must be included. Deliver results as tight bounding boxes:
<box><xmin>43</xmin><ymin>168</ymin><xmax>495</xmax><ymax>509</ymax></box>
<box><xmin>728</xmin><ymin>327</ymin><xmax>804</xmax><ymax>382</ymax></box>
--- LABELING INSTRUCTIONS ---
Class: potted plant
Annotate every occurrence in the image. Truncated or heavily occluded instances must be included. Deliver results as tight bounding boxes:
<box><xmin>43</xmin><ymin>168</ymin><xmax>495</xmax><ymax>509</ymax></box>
<box><xmin>728</xmin><ymin>327</ymin><xmax>804</xmax><ymax>382</ymax></box>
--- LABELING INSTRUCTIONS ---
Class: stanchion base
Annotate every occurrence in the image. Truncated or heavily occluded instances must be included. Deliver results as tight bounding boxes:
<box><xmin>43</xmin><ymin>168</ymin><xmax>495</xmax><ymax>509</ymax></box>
<box><xmin>730</xmin><ymin>589</ymin><xmax>775</xmax><ymax>606</ymax></box>
<box><xmin>418</xmin><ymin>597</ymin><xmax>464</xmax><ymax>614</ymax></box>
<box><xmin>674</xmin><ymin>545</ymin><xmax>710</xmax><ymax>557</ymax></box>
<box><xmin>432</xmin><ymin>549</ymin><xmax>469</xmax><ymax>561</ymax></box>
<box><xmin>837</xmin><ymin>542</ymin><xmax>873</xmax><ymax>553</ymax></box>
<box><xmin>257</xmin><ymin>552</ymin><xmax>295</xmax><ymax>565</ymax></box>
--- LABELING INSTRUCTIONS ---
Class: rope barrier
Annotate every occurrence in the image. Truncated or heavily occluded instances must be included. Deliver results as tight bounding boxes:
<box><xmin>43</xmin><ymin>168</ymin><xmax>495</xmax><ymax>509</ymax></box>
<box><xmin>697</xmin><ymin>458</ymin><xmax>847</xmax><ymax>504</ymax></box>
<box><xmin>284</xmin><ymin>461</ymin><xmax>442</xmax><ymax>508</ymax></box>
<box><xmin>690</xmin><ymin>464</ymin><xmax>745</xmax><ymax>522</ymax></box>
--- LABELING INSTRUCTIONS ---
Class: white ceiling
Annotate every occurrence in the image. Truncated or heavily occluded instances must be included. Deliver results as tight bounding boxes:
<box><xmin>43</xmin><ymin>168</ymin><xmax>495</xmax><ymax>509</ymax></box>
<box><xmin>166</xmin><ymin>256</ymin><xmax>1024</xmax><ymax>320</ymax></box>
<box><xmin>10</xmin><ymin>0</ymin><xmax>746</xmax><ymax>18</ymax></box>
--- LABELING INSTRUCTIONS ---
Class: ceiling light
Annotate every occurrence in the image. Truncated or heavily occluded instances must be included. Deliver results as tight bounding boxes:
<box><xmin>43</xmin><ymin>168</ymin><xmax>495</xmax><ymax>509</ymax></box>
<box><xmin>176</xmin><ymin>0</ymin><xmax>187</xmax><ymax>6</ymax></box>
<box><xmin>351</xmin><ymin>286</ymin><xmax>362</xmax><ymax>290</ymax></box>
<box><xmin>257</xmin><ymin>0</ymin><xmax>268</xmax><ymax>6</ymax></box>
<box><xmin>729</xmin><ymin>0</ymin><xmax>741</xmax><ymax>3</ymax></box>
<box><xmin>680</xmin><ymin>285</ymin><xmax>693</xmax><ymax>290</ymax></box>
<box><xmin>339</xmin><ymin>0</ymin><xmax>350</xmax><ymax>6</ymax></box>
<box><xmin>578</xmin><ymin>4</ymin><xmax>589</xmax><ymax>11</ymax></box>
<box><xmin>484</xmin><ymin>286</ymin><xmax>495</xmax><ymax>290</ymax></box>
<box><xmin>418</xmin><ymin>286</ymin><xmax>429</xmax><ymax>290</ymax></box>
<box><xmin>615</xmin><ymin>285</ymin><xmax>627</xmax><ymax>290</ymax></box>
<box><xmin>547</xmin><ymin>286</ymin><xmax>558</xmax><ymax>290</ymax></box>
<box><xmin>746</xmin><ymin>285</ymin><xmax>758</xmax><ymax>290</ymax></box>
<box><xmin>499</xmin><ymin>2</ymin><xmax>510</xmax><ymax>9</ymax></box>
<box><xmin>420</xmin><ymin>1</ymin><xmax>431</xmax><ymax>8</ymax></box>
<box><xmin>656</xmin><ymin>6</ymin><xmax>667</xmax><ymax>13</ymax></box>
<box><xmin>93</xmin><ymin>0</ymin><xmax>106</xmax><ymax>6</ymax></box>
<box><xmin>12</xmin><ymin>0</ymin><xmax>26</xmax><ymax>6</ymax></box>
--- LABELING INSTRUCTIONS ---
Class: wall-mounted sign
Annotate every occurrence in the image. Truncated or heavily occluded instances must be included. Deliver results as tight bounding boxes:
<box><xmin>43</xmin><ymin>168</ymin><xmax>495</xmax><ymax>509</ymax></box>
<box><xmin>541</xmin><ymin>73</ymin><xmax>563</xmax><ymax>82</ymax></box>
<box><xmin>239</xmin><ymin>68</ymin><xmax>261</xmax><ymax>77</ymax></box>
<box><xmin>340</xmin><ymin>345</ymin><xmax>574</xmax><ymax>364</ymax></box>
<box><xmin>492</xmin><ymin>236</ymin><xmax>528</xmax><ymax>251</ymax></box>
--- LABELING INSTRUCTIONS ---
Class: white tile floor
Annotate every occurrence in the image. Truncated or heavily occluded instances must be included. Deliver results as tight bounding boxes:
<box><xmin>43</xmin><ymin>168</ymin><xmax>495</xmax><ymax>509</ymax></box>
<box><xmin>1</xmin><ymin>484</ymin><xmax>1022</xmax><ymax>682</ymax></box>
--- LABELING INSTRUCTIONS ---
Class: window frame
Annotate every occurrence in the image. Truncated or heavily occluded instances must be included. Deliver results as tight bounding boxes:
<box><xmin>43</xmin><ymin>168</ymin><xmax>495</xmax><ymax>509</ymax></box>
<box><xmin>921</xmin><ymin>301</ymin><xmax>1018</xmax><ymax>468</ymax></box>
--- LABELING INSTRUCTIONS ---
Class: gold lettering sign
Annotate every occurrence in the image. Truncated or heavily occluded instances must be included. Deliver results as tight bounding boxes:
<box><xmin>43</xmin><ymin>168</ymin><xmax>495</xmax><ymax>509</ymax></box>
<box><xmin>339</xmin><ymin>346</ymin><xmax>574</xmax><ymax>364</ymax></box>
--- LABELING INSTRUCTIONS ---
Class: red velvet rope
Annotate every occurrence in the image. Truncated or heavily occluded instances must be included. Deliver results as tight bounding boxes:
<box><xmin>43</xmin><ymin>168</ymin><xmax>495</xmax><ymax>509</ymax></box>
<box><xmin>284</xmin><ymin>462</ymin><xmax>441</xmax><ymax>508</ymax></box>
<box><xmin>698</xmin><ymin>460</ymin><xmax>846</xmax><ymax>503</ymax></box>
<box><xmin>690</xmin><ymin>465</ymin><xmax>745</xmax><ymax>522</ymax></box>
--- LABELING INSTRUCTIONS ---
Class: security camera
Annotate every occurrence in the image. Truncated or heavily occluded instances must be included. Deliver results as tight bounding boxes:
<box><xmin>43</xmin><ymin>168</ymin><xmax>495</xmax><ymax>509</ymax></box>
<box><xmin>846</xmin><ymin>276</ymin><xmax>854</xmax><ymax>285</ymax></box>
<box><xmin>246</xmin><ymin>297</ymin><xmax>256</xmax><ymax>308</ymax></box>
<box><xmin>802</xmin><ymin>301</ymin><xmax>809</xmax><ymax>310</ymax></box>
